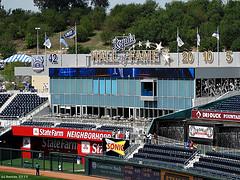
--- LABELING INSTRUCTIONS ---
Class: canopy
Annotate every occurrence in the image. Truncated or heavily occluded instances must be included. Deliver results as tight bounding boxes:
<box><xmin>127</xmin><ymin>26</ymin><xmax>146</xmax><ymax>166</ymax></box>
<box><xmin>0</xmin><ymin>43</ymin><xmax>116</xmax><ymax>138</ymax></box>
<box><xmin>3</xmin><ymin>54</ymin><xmax>32</xmax><ymax>63</ymax></box>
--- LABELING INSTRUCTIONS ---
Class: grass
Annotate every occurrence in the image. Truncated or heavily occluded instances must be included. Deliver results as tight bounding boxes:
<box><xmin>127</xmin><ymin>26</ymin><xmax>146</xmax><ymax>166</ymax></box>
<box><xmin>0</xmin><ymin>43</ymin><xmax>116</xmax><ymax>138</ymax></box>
<box><xmin>1</xmin><ymin>158</ymin><xmax>84</xmax><ymax>174</ymax></box>
<box><xmin>0</xmin><ymin>171</ymin><xmax>63</xmax><ymax>180</ymax></box>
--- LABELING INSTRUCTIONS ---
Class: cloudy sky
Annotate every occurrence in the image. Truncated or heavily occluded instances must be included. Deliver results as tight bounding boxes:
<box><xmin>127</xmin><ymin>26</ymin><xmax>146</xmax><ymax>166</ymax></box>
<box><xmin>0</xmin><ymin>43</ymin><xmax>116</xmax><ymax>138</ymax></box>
<box><xmin>2</xmin><ymin>0</ymin><xmax>179</xmax><ymax>12</ymax></box>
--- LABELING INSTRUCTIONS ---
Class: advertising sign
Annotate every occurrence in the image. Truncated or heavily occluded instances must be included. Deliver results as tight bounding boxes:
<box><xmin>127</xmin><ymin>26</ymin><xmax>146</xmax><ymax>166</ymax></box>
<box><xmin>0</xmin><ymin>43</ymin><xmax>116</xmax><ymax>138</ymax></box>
<box><xmin>91</xmin><ymin>161</ymin><xmax>124</xmax><ymax>179</ymax></box>
<box><xmin>189</xmin><ymin>125</ymin><xmax>214</xmax><ymax>139</ymax></box>
<box><xmin>103</xmin><ymin>138</ymin><xmax>130</xmax><ymax>157</ymax></box>
<box><xmin>12</xmin><ymin>126</ymin><xmax>112</xmax><ymax>142</ymax></box>
<box><xmin>124</xmin><ymin>166</ymin><xmax>160</xmax><ymax>180</ymax></box>
<box><xmin>192</xmin><ymin>110</ymin><xmax>240</xmax><ymax>122</ymax></box>
<box><xmin>23</xmin><ymin>137</ymin><xmax>31</xmax><ymax>148</ymax></box>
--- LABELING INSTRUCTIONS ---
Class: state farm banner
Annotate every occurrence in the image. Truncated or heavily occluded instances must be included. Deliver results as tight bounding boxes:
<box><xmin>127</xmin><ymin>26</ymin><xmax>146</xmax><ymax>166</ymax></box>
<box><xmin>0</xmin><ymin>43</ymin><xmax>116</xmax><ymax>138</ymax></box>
<box><xmin>192</xmin><ymin>109</ymin><xmax>240</xmax><ymax>122</ymax></box>
<box><xmin>189</xmin><ymin>125</ymin><xmax>214</xmax><ymax>139</ymax></box>
<box><xmin>12</xmin><ymin>126</ymin><xmax>112</xmax><ymax>142</ymax></box>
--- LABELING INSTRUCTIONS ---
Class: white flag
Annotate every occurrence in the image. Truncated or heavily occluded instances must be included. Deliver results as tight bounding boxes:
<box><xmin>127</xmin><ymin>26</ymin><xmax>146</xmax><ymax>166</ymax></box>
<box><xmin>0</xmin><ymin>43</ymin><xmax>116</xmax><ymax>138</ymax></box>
<box><xmin>212</xmin><ymin>32</ymin><xmax>219</xmax><ymax>40</ymax></box>
<box><xmin>197</xmin><ymin>33</ymin><xmax>200</xmax><ymax>46</ymax></box>
<box><xmin>43</xmin><ymin>37</ymin><xmax>51</xmax><ymax>49</ymax></box>
<box><xmin>177</xmin><ymin>36</ymin><xmax>184</xmax><ymax>47</ymax></box>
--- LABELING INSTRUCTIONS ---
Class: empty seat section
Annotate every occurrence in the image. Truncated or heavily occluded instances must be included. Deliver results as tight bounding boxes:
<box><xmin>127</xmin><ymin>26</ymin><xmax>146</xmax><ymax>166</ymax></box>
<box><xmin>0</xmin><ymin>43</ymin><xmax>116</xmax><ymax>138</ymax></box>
<box><xmin>0</xmin><ymin>94</ymin><xmax>48</xmax><ymax>118</ymax></box>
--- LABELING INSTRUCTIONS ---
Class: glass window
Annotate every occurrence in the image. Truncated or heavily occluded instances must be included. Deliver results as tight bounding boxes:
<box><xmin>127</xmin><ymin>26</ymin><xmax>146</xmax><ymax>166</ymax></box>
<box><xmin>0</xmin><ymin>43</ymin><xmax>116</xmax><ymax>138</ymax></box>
<box><xmin>93</xmin><ymin>79</ymin><xmax>98</xmax><ymax>94</ymax></box>
<box><xmin>112</xmin><ymin>79</ymin><xmax>117</xmax><ymax>95</ymax></box>
<box><xmin>100</xmin><ymin>79</ymin><xmax>105</xmax><ymax>95</ymax></box>
<box><xmin>106</xmin><ymin>79</ymin><xmax>111</xmax><ymax>95</ymax></box>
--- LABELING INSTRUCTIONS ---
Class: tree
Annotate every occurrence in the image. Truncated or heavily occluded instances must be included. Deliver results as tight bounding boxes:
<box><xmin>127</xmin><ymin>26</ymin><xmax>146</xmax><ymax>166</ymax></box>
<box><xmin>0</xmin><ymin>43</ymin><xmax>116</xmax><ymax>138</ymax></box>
<box><xmin>0</xmin><ymin>37</ymin><xmax>16</xmax><ymax>59</ymax></box>
<box><xmin>231</xmin><ymin>38</ymin><xmax>240</xmax><ymax>51</ymax></box>
<box><xmin>89</xmin><ymin>7</ymin><xmax>106</xmax><ymax>30</ymax></box>
<box><xmin>67</xmin><ymin>44</ymin><xmax>90</xmax><ymax>54</ymax></box>
<box><xmin>0</xmin><ymin>62</ymin><xmax>25</xmax><ymax>82</ymax></box>
<box><xmin>91</xmin><ymin>0</ymin><xmax>109</xmax><ymax>8</ymax></box>
<box><xmin>33</xmin><ymin>0</ymin><xmax>88</xmax><ymax>11</ymax></box>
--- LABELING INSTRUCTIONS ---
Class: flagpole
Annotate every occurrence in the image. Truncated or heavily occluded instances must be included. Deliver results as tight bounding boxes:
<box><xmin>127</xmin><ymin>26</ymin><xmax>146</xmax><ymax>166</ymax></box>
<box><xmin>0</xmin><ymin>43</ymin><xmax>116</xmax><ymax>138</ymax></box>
<box><xmin>217</xmin><ymin>26</ymin><xmax>220</xmax><ymax>66</ymax></box>
<box><xmin>60</xmin><ymin>32</ymin><xmax>62</xmax><ymax>67</ymax></box>
<box><xmin>197</xmin><ymin>27</ymin><xmax>199</xmax><ymax>66</ymax></box>
<box><xmin>177</xmin><ymin>27</ymin><xmax>179</xmax><ymax>66</ymax></box>
<box><xmin>44</xmin><ymin>32</ymin><xmax>47</xmax><ymax>67</ymax></box>
<box><xmin>75</xmin><ymin>22</ymin><xmax>78</xmax><ymax>67</ymax></box>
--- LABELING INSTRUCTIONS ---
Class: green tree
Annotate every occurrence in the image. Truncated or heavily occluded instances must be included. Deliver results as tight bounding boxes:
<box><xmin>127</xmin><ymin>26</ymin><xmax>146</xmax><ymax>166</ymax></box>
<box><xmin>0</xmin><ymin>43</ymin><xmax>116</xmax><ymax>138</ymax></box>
<box><xmin>25</xmin><ymin>33</ymin><xmax>36</xmax><ymax>49</ymax></box>
<box><xmin>0</xmin><ymin>62</ymin><xmax>25</xmax><ymax>82</ymax></box>
<box><xmin>33</xmin><ymin>0</ymin><xmax>88</xmax><ymax>11</ymax></box>
<box><xmin>0</xmin><ymin>36</ymin><xmax>16</xmax><ymax>59</ymax></box>
<box><xmin>89</xmin><ymin>7</ymin><xmax>106</xmax><ymax>30</ymax></box>
<box><xmin>231</xmin><ymin>38</ymin><xmax>240</xmax><ymax>51</ymax></box>
<box><xmin>67</xmin><ymin>44</ymin><xmax>90</xmax><ymax>54</ymax></box>
<box><xmin>90</xmin><ymin>0</ymin><xmax>109</xmax><ymax>8</ymax></box>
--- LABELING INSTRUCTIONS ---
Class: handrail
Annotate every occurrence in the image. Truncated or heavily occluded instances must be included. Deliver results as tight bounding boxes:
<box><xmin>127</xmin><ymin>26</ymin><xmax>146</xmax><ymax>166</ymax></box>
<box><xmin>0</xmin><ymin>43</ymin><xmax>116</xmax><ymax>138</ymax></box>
<box><xmin>184</xmin><ymin>150</ymin><xmax>200</xmax><ymax>166</ymax></box>
<box><xmin>124</xmin><ymin>144</ymin><xmax>140</xmax><ymax>159</ymax></box>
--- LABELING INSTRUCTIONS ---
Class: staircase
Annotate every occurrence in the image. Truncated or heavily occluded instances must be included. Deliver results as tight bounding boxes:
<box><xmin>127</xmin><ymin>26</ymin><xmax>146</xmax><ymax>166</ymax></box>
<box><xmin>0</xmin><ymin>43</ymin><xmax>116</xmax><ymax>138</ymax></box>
<box><xmin>0</xmin><ymin>92</ymin><xmax>18</xmax><ymax>113</ymax></box>
<box><xmin>184</xmin><ymin>150</ymin><xmax>201</xmax><ymax>169</ymax></box>
<box><xmin>125</xmin><ymin>143</ymin><xmax>143</xmax><ymax>159</ymax></box>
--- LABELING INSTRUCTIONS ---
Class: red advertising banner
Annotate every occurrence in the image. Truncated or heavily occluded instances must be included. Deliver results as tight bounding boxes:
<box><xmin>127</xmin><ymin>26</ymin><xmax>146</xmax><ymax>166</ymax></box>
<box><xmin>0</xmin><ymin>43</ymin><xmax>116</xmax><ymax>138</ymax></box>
<box><xmin>192</xmin><ymin>109</ymin><xmax>240</xmax><ymax>122</ymax></box>
<box><xmin>12</xmin><ymin>126</ymin><xmax>112</xmax><ymax>142</ymax></box>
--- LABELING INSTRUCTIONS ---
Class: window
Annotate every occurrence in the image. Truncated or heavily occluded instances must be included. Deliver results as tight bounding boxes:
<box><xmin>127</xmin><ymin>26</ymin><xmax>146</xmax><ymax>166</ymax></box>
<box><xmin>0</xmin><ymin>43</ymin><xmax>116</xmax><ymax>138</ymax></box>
<box><xmin>106</xmin><ymin>79</ymin><xmax>111</xmax><ymax>95</ymax></box>
<box><xmin>141</xmin><ymin>82</ymin><xmax>153</xmax><ymax>96</ymax></box>
<box><xmin>100</xmin><ymin>79</ymin><xmax>105</xmax><ymax>95</ymax></box>
<box><xmin>112</xmin><ymin>79</ymin><xmax>117</xmax><ymax>95</ymax></box>
<box><xmin>93</xmin><ymin>79</ymin><xmax>99</xmax><ymax>94</ymax></box>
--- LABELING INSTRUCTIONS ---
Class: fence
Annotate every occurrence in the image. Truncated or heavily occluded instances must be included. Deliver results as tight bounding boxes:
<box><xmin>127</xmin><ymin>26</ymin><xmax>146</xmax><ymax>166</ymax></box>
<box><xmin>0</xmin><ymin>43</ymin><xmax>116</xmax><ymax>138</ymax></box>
<box><xmin>0</xmin><ymin>148</ymin><xmax>85</xmax><ymax>174</ymax></box>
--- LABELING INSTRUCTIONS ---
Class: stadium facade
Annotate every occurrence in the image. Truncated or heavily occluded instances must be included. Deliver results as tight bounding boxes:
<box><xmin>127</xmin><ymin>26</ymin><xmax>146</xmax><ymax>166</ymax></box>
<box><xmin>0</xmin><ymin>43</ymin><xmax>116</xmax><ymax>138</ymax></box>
<box><xmin>15</xmin><ymin>36</ymin><xmax>240</xmax><ymax>119</ymax></box>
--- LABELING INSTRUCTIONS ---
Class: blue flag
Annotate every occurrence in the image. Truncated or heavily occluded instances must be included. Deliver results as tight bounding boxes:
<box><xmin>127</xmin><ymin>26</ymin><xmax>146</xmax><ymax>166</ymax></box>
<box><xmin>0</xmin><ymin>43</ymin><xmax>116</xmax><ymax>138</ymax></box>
<box><xmin>60</xmin><ymin>37</ymin><xmax>68</xmax><ymax>48</ymax></box>
<box><xmin>64</xmin><ymin>28</ymin><xmax>76</xmax><ymax>39</ymax></box>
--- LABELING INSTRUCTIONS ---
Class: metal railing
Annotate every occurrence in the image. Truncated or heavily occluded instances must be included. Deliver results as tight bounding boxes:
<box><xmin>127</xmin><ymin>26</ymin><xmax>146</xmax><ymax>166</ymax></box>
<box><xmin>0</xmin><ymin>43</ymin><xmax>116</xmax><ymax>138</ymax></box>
<box><xmin>184</xmin><ymin>150</ymin><xmax>200</xmax><ymax>167</ymax></box>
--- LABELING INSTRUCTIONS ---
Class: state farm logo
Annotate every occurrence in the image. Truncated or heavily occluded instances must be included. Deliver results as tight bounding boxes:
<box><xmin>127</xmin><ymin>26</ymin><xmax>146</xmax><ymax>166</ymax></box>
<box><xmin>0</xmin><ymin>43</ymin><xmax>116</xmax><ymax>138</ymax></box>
<box><xmin>33</xmin><ymin>128</ymin><xmax>39</xmax><ymax>136</ymax></box>
<box><xmin>81</xmin><ymin>141</ymin><xmax>90</xmax><ymax>154</ymax></box>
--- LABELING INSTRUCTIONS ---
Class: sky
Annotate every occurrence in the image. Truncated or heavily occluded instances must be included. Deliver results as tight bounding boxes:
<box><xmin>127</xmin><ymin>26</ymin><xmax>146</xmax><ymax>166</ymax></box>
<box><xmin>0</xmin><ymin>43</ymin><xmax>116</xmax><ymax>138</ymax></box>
<box><xmin>1</xmin><ymin>0</ymin><xmax>179</xmax><ymax>12</ymax></box>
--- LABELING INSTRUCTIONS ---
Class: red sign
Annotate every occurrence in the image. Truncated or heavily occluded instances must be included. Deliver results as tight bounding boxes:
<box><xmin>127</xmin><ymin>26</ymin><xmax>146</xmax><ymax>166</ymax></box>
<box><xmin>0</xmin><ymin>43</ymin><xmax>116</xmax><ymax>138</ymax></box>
<box><xmin>192</xmin><ymin>110</ymin><xmax>240</xmax><ymax>122</ymax></box>
<box><xmin>12</xmin><ymin>126</ymin><xmax>112</xmax><ymax>142</ymax></box>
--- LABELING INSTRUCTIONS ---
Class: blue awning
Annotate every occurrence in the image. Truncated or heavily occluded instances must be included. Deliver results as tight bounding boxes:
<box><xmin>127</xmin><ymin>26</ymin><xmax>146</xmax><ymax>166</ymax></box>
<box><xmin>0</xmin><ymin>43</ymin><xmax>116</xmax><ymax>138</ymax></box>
<box><xmin>4</xmin><ymin>54</ymin><xmax>32</xmax><ymax>63</ymax></box>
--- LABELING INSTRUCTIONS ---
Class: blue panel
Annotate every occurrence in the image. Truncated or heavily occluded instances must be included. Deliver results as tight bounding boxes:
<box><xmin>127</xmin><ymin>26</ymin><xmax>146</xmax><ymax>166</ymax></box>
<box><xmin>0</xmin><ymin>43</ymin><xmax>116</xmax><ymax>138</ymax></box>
<box><xmin>124</xmin><ymin>80</ymin><xmax>129</xmax><ymax>95</ymax></box>
<box><xmin>99</xmin><ymin>79</ymin><xmax>105</xmax><ymax>95</ymax></box>
<box><xmin>86</xmin><ymin>79</ymin><xmax>93</xmax><ymax>94</ymax></box>
<box><xmin>112</xmin><ymin>79</ymin><xmax>117</xmax><ymax>95</ymax></box>
<box><xmin>93</xmin><ymin>79</ymin><xmax>98</xmax><ymax>94</ymax></box>
<box><xmin>106</xmin><ymin>79</ymin><xmax>111</xmax><ymax>95</ymax></box>
<box><xmin>50</xmin><ymin>68</ymin><xmax>195</xmax><ymax>79</ymax></box>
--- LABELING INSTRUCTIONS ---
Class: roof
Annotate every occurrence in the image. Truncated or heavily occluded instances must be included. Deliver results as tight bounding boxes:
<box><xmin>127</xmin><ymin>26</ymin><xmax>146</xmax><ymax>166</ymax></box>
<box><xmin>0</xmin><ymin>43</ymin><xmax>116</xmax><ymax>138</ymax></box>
<box><xmin>3</xmin><ymin>54</ymin><xmax>32</xmax><ymax>63</ymax></box>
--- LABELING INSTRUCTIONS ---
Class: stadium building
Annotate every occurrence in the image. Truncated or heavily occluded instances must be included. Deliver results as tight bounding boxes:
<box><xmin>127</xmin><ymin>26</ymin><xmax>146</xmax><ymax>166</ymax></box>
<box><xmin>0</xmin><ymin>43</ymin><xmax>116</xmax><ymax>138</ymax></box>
<box><xmin>0</xmin><ymin>35</ymin><xmax>239</xmax><ymax>179</ymax></box>
<box><xmin>13</xmin><ymin>35</ymin><xmax>240</xmax><ymax>120</ymax></box>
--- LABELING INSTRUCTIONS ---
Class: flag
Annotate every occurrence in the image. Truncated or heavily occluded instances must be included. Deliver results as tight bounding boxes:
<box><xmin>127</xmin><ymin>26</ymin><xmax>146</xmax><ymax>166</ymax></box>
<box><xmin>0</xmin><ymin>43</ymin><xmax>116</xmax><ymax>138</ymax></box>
<box><xmin>43</xmin><ymin>36</ymin><xmax>51</xmax><ymax>49</ymax></box>
<box><xmin>60</xmin><ymin>37</ymin><xmax>68</xmax><ymax>48</ymax></box>
<box><xmin>63</xmin><ymin>28</ymin><xmax>76</xmax><ymax>39</ymax></box>
<box><xmin>197</xmin><ymin>33</ymin><xmax>200</xmax><ymax>46</ymax></box>
<box><xmin>212</xmin><ymin>32</ymin><xmax>219</xmax><ymax>40</ymax></box>
<box><xmin>177</xmin><ymin>36</ymin><xmax>184</xmax><ymax>47</ymax></box>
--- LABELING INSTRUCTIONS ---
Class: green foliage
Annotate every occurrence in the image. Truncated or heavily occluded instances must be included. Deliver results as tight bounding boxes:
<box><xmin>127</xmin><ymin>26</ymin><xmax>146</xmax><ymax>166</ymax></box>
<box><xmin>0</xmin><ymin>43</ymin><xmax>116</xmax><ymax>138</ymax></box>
<box><xmin>25</xmin><ymin>33</ymin><xmax>36</xmax><ymax>49</ymax></box>
<box><xmin>0</xmin><ymin>62</ymin><xmax>25</xmax><ymax>82</ymax></box>
<box><xmin>89</xmin><ymin>7</ymin><xmax>106</xmax><ymax>30</ymax></box>
<box><xmin>231</xmin><ymin>38</ymin><xmax>240</xmax><ymax>51</ymax></box>
<box><xmin>0</xmin><ymin>35</ymin><xmax>16</xmax><ymax>59</ymax></box>
<box><xmin>100</xmin><ymin>0</ymin><xmax>240</xmax><ymax>52</ymax></box>
<box><xmin>33</xmin><ymin>0</ymin><xmax>88</xmax><ymax>11</ymax></box>
<box><xmin>77</xmin><ymin>16</ymin><xmax>94</xmax><ymax>42</ymax></box>
<box><xmin>67</xmin><ymin>44</ymin><xmax>90</xmax><ymax>54</ymax></box>
<box><xmin>1</xmin><ymin>0</ymin><xmax>240</xmax><ymax>53</ymax></box>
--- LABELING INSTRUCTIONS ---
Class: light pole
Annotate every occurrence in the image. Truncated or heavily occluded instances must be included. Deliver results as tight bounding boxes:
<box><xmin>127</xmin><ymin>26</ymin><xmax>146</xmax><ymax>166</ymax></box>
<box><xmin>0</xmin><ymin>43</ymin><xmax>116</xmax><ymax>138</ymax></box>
<box><xmin>35</xmin><ymin>27</ymin><xmax>40</xmax><ymax>55</ymax></box>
